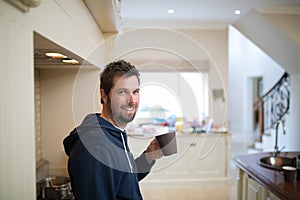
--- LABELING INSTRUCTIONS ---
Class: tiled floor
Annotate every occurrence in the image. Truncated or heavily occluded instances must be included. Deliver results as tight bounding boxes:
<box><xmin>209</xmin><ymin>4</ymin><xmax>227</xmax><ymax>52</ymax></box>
<box><xmin>141</xmin><ymin>184</ymin><xmax>237</xmax><ymax>200</ymax></box>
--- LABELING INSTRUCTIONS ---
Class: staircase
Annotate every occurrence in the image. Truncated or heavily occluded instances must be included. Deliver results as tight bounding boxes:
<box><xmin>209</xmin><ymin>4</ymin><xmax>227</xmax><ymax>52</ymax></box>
<box><xmin>253</xmin><ymin>72</ymin><xmax>290</xmax><ymax>147</ymax></box>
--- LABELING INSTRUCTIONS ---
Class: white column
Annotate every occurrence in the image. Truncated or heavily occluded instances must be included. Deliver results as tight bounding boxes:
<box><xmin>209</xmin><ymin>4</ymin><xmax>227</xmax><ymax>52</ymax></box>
<box><xmin>286</xmin><ymin>73</ymin><xmax>300</xmax><ymax>151</ymax></box>
<box><xmin>0</xmin><ymin>2</ymin><xmax>36</xmax><ymax>199</ymax></box>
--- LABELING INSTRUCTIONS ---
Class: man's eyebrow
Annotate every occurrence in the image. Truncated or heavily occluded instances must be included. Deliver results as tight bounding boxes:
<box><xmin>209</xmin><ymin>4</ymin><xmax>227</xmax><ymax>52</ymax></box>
<box><xmin>116</xmin><ymin>87</ymin><xmax>139</xmax><ymax>92</ymax></box>
<box><xmin>116</xmin><ymin>88</ymin><xmax>140</xmax><ymax>93</ymax></box>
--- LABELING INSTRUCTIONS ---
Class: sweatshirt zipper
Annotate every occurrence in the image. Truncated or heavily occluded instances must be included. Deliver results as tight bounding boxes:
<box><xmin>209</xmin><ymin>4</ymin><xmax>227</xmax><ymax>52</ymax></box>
<box><xmin>120</xmin><ymin>133</ymin><xmax>133</xmax><ymax>173</ymax></box>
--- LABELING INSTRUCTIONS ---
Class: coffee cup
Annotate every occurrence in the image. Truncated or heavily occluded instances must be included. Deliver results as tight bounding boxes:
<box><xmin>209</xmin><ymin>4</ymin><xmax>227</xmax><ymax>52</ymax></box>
<box><xmin>280</xmin><ymin>166</ymin><xmax>296</xmax><ymax>182</ymax></box>
<box><xmin>155</xmin><ymin>132</ymin><xmax>177</xmax><ymax>156</ymax></box>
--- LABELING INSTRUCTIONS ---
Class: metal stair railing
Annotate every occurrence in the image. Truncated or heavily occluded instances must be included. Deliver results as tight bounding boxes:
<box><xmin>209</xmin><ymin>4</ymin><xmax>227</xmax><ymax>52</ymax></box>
<box><xmin>253</xmin><ymin>72</ymin><xmax>290</xmax><ymax>142</ymax></box>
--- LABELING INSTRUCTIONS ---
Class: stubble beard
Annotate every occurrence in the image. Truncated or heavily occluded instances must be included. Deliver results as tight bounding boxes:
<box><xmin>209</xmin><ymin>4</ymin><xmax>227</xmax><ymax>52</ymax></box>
<box><xmin>107</xmin><ymin>99</ymin><xmax>138</xmax><ymax>127</ymax></box>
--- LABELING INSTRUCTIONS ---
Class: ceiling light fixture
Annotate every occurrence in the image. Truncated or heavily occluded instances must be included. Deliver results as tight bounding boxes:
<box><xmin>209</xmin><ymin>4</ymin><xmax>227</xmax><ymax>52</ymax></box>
<box><xmin>45</xmin><ymin>52</ymin><xmax>67</xmax><ymax>59</ymax></box>
<box><xmin>62</xmin><ymin>59</ymin><xmax>79</xmax><ymax>64</ymax></box>
<box><xmin>234</xmin><ymin>9</ymin><xmax>241</xmax><ymax>15</ymax></box>
<box><xmin>168</xmin><ymin>9</ymin><xmax>175</xmax><ymax>14</ymax></box>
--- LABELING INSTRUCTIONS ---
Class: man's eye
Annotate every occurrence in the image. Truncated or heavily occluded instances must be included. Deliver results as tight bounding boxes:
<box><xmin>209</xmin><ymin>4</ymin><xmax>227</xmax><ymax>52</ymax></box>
<box><xmin>119</xmin><ymin>90</ymin><xmax>127</xmax><ymax>95</ymax></box>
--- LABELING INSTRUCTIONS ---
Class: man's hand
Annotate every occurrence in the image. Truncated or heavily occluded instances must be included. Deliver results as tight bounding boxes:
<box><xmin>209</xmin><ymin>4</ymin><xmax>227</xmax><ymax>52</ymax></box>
<box><xmin>145</xmin><ymin>138</ymin><xmax>164</xmax><ymax>164</ymax></box>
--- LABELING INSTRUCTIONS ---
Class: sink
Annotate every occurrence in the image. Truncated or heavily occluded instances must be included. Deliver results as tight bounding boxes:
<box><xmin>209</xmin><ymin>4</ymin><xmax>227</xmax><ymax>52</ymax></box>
<box><xmin>258</xmin><ymin>156</ymin><xmax>295</xmax><ymax>170</ymax></box>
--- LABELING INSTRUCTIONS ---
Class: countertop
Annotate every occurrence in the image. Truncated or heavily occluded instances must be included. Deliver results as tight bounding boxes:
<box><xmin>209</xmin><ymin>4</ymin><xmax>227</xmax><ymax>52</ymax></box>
<box><xmin>127</xmin><ymin>131</ymin><xmax>229</xmax><ymax>138</ymax></box>
<box><xmin>234</xmin><ymin>152</ymin><xmax>300</xmax><ymax>200</ymax></box>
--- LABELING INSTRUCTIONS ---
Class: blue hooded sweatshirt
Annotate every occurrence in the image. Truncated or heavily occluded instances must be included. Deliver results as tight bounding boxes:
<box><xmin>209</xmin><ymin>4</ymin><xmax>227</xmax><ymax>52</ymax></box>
<box><xmin>63</xmin><ymin>113</ymin><xmax>154</xmax><ymax>200</ymax></box>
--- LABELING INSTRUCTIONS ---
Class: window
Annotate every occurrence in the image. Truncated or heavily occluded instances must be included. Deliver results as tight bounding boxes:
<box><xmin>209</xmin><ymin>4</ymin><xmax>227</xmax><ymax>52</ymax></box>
<box><xmin>134</xmin><ymin>72</ymin><xmax>209</xmax><ymax>125</ymax></box>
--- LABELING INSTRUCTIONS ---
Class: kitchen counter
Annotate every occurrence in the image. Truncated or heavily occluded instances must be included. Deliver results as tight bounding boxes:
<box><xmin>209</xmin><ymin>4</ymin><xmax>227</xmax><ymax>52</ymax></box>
<box><xmin>128</xmin><ymin>133</ymin><xmax>231</xmax><ymax>187</ymax></box>
<box><xmin>235</xmin><ymin>152</ymin><xmax>300</xmax><ymax>200</ymax></box>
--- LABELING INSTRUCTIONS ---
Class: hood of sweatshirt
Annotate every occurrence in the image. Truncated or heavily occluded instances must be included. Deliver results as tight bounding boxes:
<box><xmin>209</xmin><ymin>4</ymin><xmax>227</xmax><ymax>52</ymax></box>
<box><xmin>63</xmin><ymin>113</ymin><xmax>134</xmax><ymax>173</ymax></box>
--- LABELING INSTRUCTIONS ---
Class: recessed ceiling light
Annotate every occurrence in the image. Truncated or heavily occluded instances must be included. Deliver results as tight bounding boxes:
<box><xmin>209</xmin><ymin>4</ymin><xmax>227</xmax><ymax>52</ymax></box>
<box><xmin>45</xmin><ymin>52</ymin><xmax>67</xmax><ymax>59</ymax></box>
<box><xmin>234</xmin><ymin>9</ymin><xmax>241</xmax><ymax>15</ymax></box>
<box><xmin>168</xmin><ymin>9</ymin><xmax>175</xmax><ymax>14</ymax></box>
<box><xmin>62</xmin><ymin>59</ymin><xmax>79</xmax><ymax>64</ymax></box>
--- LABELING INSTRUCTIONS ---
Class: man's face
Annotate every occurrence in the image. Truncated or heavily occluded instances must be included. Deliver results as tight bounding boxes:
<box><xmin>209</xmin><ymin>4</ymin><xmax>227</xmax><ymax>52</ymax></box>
<box><xmin>107</xmin><ymin>75</ymin><xmax>140</xmax><ymax>127</ymax></box>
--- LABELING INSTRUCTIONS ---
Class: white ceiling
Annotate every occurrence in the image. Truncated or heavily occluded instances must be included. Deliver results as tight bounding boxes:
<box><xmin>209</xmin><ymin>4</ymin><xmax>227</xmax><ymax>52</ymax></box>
<box><xmin>120</xmin><ymin>0</ymin><xmax>300</xmax><ymax>29</ymax></box>
<box><xmin>35</xmin><ymin>0</ymin><xmax>300</xmax><ymax>66</ymax></box>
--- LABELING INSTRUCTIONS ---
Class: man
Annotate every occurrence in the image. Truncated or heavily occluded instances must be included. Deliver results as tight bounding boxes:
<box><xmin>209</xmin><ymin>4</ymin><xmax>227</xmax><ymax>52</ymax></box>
<box><xmin>63</xmin><ymin>60</ymin><xmax>163</xmax><ymax>200</ymax></box>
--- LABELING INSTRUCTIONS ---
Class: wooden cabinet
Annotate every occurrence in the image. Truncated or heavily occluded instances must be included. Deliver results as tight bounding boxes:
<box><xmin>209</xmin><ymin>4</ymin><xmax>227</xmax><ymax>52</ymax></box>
<box><xmin>247</xmin><ymin>176</ymin><xmax>267</xmax><ymax>200</ymax></box>
<box><xmin>267</xmin><ymin>192</ymin><xmax>281</xmax><ymax>200</ymax></box>
<box><xmin>237</xmin><ymin>168</ymin><xmax>280</xmax><ymax>200</ymax></box>
<box><xmin>128</xmin><ymin>133</ymin><xmax>231</xmax><ymax>188</ymax></box>
<box><xmin>235</xmin><ymin>152</ymin><xmax>300</xmax><ymax>200</ymax></box>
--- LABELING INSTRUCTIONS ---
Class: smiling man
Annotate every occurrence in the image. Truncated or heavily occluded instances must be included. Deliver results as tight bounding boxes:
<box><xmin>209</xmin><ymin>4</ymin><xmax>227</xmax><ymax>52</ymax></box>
<box><xmin>100</xmin><ymin>68</ymin><xmax>140</xmax><ymax>129</ymax></box>
<box><xmin>63</xmin><ymin>60</ymin><xmax>163</xmax><ymax>200</ymax></box>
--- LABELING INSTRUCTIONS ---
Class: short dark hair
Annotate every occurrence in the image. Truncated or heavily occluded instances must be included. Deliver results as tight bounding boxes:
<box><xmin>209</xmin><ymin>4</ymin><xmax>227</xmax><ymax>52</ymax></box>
<box><xmin>100</xmin><ymin>60</ymin><xmax>140</xmax><ymax>104</ymax></box>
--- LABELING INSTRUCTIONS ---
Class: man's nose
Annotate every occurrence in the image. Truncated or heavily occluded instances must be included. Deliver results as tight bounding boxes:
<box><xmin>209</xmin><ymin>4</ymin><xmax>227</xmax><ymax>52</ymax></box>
<box><xmin>128</xmin><ymin>93</ymin><xmax>138</xmax><ymax>103</ymax></box>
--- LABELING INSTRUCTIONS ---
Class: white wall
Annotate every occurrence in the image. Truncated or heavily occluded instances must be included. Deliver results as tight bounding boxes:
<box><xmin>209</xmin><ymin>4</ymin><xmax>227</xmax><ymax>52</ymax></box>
<box><xmin>0</xmin><ymin>0</ymin><xmax>104</xmax><ymax>199</ymax></box>
<box><xmin>180</xmin><ymin>30</ymin><xmax>228</xmax><ymax>127</ymax></box>
<box><xmin>228</xmin><ymin>26</ymin><xmax>284</xmax><ymax>130</ymax></box>
<box><xmin>40</xmin><ymin>68</ymin><xmax>78</xmax><ymax>176</ymax></box>
<box><xmin>107</xmin><ymin>29</ymin><xmax>228</xmax><ymax>127</ymax></box>
<box><xmin>228</xmin><ymin>25</ymin><xmax>285</xmax><ymax>146</ymax></box>
<box><xmin>233</xmin><ymin>11</ymin><xmax>300</xmax><ymax>74</ymax></box>
<box><xmin>229</xmin><ymin>12</ymin><xmax>300</xmax><ymax>151</ymax></box>
<box><xmin>263</xmin><ymin>14</ymin><xmax>300</xmax><ymax>46</ymax></box>
<box><xmin>263</xmin><ymin>14</ymin><xmax>300</xmax><ymax>151</ymax></box>
<box><xmin>40</xmin><ymin>67</ymin><xmax>102</xmax><ymax>176</ymax></box>
<box><xmin>285</xmin><ymin>73</ymin><xmax>300</xmax><ymax>151</ymax></box>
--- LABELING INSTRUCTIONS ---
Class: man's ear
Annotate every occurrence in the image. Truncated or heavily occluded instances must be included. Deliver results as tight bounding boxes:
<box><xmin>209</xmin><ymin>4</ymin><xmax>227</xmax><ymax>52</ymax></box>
<box><xmin>100</xmin><ymin>89</ymin><xmax>108</xmax><ymax>104</ymax></box>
